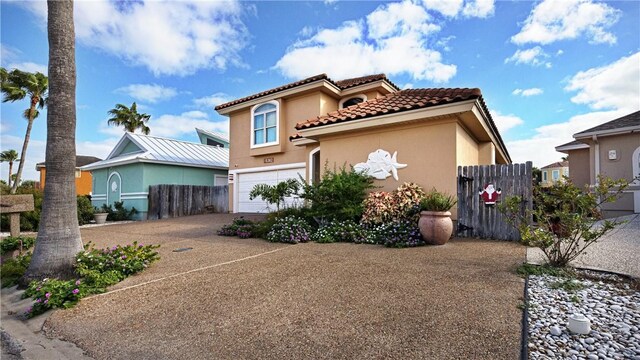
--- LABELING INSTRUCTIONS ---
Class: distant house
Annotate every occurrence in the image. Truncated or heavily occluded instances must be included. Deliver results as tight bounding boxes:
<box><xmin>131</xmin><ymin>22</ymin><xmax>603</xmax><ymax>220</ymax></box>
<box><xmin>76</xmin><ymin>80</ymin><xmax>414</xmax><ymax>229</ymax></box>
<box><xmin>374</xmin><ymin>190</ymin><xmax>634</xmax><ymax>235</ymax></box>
<box><xmin>36</xmin><ymin>155</ymin><xmax>101</xmax><ymax>195</ymax></box>
<box><xmin>539</xmin><ymin>160</ymin><xmax>569</xmax><ymax>187</ymax></box>
<box><xmin>556</xmin><ymin>110</ymin><xmax>640</xmax><ymax>216</ymax></box>
<box><xmin>196</xmin><ymin>128</ymin><xmax>229</xmax><ymax>148</ymax></box>
<box><xmin>82</xmin><ymin>132</ymin><xmax>229</xmax><ymax>220</ymax></box>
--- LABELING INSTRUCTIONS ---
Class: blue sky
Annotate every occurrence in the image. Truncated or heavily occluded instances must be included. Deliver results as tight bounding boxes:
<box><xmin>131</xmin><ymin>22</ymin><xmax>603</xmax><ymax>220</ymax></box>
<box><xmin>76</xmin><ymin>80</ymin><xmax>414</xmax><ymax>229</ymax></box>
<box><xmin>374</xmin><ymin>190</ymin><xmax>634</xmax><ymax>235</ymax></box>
<box><xmin>1</xmin><ymin>0</ymin><xmax>639</xmax><ymax>181</ymax></box>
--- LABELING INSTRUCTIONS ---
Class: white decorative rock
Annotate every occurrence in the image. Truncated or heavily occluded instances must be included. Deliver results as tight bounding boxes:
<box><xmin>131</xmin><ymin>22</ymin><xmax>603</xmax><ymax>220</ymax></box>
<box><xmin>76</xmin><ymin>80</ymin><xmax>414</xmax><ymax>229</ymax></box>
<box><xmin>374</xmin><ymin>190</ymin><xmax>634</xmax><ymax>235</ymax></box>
<box><xmin>568</xmin><ymin>314</ymin><xmax>591</xmax><ymax>335</ymax></box>
<box><xmin>550</xmin><ymin>326</ymin><xmax>562</xmax><ymax>336</ymax></box>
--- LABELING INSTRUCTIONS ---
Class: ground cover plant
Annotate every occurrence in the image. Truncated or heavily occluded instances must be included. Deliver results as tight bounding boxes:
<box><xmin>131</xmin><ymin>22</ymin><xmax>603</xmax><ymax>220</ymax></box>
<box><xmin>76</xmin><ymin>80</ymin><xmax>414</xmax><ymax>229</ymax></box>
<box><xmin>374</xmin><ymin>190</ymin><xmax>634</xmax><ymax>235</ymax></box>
<box><xmin>266</xmin><ymin>216</ymin><xmax>311</xmax><ymax>243</ymax></box>
<box><xmin>500</xmin><ymin>175</ymin><xmax>630</xmax><ymax>267</ymax></box>
<box><xmin>217</xmin><ymin>217</ymin><xmax>258</xmax><ymax>239</ymax></box>
<box><xmin>0</xmin><ymin>236</ymin><xmax>36</xmax><ymax>255</ymax></box>
<box><xmin>17</xmin><ymin>241</ymin><xmax>160</xmax><ymax>318</ymax></box>
<box><xmin>0</xmin><ymin>253</ymin><xmax>32</xmax><ymax>287</ymax></box>
<box><xmin>312</xmin><ymin>219</ymin><xmax>366</xmax><ymax>243</ymax></box>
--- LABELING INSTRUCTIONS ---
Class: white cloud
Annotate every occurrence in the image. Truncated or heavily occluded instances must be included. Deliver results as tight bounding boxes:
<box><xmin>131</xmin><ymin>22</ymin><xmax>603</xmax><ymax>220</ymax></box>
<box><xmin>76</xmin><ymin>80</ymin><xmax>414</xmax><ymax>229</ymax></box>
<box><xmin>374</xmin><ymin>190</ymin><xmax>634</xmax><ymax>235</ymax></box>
<box><xmin>511</xmin><ymin>0</ymin><xmax>621</xmax><ymax>45</ymax></box>
<box><xmin>115</xmin><ymin>84</ymin><xmax>177</xmax><ymax>103</ymax></box>
<box><xmin>504</xmin><ymin>46</ymin><xmax>551</xmax><ymax>68</ymax></box>
<box><xmin>491</xmin><ymin>110</ymin><xmax>524</xmax><ymax>134</ymax></box>
<box><xmin>18</xmin><ymin>1</ymin><xmax>249</xmax><ymax>76</ymax></box>
<box><xmin>506</xmin><ymin>110</ymin><xmax>627</xmax><ymax>167</ymax></box>
<box><xmin>565</xmin><ymin>52</ymin><xmax>640</xmax><ymax>112</ymax></box>
<box><xmin>76</xmin><ymin>138</ymin><xmax>120</xmax><ymax>160</ymax></box>
<box><xmin>422</xmin><ymin>0</ymin><xmax>494</xmax><ymax>18</ymax></box>
<box><xmin>1</xmin><ymin>44</ymin><xmax>20</xmax><ymax>62</ymax></box>
<box><xmin>192</xmin><ymin>93</ymin><xmax>232</xmax><ymax>109</ymax></box>
<box><xmin>512</xmin><ymin>88</ymin><xmax>543</xmax><ymax>97</ymax></box>
<box><xmin>6</xmin><ymin>62</ymin><xmax>47</xmax><ymax>74</ymax></box>
<box><xmin>274</xmin><ymin>1</ymin><xmax>457</xmax><ymax>83</ymax></box>
<box><xmin>99</xmin><ymin>110</ymin><xmax>229</xmax><ymax>139</ymax></box>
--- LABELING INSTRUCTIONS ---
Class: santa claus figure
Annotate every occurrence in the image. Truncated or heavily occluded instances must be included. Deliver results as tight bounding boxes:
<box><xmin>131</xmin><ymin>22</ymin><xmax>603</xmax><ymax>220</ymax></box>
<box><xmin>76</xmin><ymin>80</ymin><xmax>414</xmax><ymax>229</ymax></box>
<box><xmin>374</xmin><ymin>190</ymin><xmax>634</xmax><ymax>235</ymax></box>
<box><xmin>479</xmin><ymin>184</ymin><xmax>501</xmax><ymax>205</ymax></box>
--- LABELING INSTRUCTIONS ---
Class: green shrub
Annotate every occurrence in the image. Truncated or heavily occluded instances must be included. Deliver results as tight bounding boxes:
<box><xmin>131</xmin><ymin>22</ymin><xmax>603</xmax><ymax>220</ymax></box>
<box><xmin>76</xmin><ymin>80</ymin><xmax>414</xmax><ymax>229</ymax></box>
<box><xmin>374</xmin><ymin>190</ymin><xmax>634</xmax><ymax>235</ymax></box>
<box><xmin>217</xmin><ymin>217</ymin><xmax>257</xmax><ymax>237</ymax></box>
<box><xmin>0</xmin><ymin>253</ymin><xmax>31</xmax><ymax>288</ymax></box>
<box><xmin>419</xmin><ymin>188</ymin><xmax>456</xmax><ymax>212</ymax></box>
<box><xmin>499</xmin><ymin>176</ymin><xmax>630</xmax><ymax>267</ymax></box>
<box><xmin>23</xmin><ymin>241</ymin><xmax>160</xmax><ymax>318</ymax></box>
<box><xmin>0</xmin><ymin>236</ymin><xmax>36</xmax><ymax>254</ymax></box>
<box><xmin>101</xmin><ymin>201</ymin><xmax>138</xmax><ymax>221</ymax></box>
<box><xmin>266</xmin><ymin>216</ymin><xmax>312</xmax><ymax>244</ymax></box>
<box><xmin>299</xmin><ymin>165</ymin><xmax>375</xmax><ymax>222</ymax></box>
<box><xmin>312</xmin><ymin>220</ymin><xmax>366</xmax><ymax>243</ymax></box>
<box><xmin>249</xmin><ymin>179</ymin><xmax>300</xmax><ymax>212</ymax></box>
<box><xmin>77</xmin><ymin>195</ymin><xmax>94</xmax><ymax>225</ymax></box>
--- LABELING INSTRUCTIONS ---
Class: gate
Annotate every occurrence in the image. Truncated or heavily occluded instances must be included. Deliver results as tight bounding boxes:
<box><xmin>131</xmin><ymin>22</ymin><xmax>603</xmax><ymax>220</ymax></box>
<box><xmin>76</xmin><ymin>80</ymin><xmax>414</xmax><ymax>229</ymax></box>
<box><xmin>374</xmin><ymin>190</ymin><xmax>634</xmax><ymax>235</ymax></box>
<box><xmin>457</xmin><ymin>162</ymin><xmax>533</xmax><ymax>241</ymax></box>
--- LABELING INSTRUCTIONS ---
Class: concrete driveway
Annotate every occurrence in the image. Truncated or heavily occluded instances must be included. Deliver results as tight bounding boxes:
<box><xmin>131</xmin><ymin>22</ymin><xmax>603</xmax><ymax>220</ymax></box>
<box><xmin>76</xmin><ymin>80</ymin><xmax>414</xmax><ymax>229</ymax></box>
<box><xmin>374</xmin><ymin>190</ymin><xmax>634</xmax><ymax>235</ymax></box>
<box><xmin>41</xmin><ymin>214</ymin><xmax>525</xmax><ymax>360</ymax></box>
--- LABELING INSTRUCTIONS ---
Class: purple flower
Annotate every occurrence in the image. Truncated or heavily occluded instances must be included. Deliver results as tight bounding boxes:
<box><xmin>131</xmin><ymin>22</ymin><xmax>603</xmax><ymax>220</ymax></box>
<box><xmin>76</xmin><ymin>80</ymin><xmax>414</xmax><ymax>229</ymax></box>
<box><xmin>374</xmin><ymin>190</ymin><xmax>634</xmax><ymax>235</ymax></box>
<box><xmin>26</xmin><ymin>306</ymin><xmax>32</xmax><ymax>313</ymax></box>
<box><xmin>112</xmin><ymin>246</ymin><xmax>117</xmax><ymax>251</ymax></box>
<box><xmin>121</xmin><ymin>255</ymin><xmax>127</xmax><ymax>260</ymax></box>
<box><xmin>44</xmin><ymin>299</ymin><xmax>48</xmax><ymax>304</ymax></box>
<box><xmin>45</xmin><ymin>292</ymin><xmax>51</xmax><ymax>298</ymax></box>
<box><xmin>35</xmin><ymin>298</ymin><xmax>42</xmax><ymax>303</ymax></box>
<box><xmin>72</xmin><ymin>289</ymin><xmax>79</xmax><ymax>294</ymax></box>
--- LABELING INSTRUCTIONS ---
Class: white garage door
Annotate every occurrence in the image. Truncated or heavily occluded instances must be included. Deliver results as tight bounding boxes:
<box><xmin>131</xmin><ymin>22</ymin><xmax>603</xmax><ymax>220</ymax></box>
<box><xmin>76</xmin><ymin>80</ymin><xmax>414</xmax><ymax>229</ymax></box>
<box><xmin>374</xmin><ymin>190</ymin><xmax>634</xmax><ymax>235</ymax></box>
<box><xmin>236</xmin><ymin>167</ymin><xmax>305</xmax><ymax>213</ymax></box>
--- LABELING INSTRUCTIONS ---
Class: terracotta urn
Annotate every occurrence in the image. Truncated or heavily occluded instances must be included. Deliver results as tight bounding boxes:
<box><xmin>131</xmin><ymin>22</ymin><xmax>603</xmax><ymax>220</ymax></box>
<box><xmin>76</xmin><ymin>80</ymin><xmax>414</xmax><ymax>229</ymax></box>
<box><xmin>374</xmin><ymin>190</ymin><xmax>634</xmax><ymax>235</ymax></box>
<box><xmin>418</xmin><ymin>211</ymin><xmax>453</xmax><ymax>245</ymax></box>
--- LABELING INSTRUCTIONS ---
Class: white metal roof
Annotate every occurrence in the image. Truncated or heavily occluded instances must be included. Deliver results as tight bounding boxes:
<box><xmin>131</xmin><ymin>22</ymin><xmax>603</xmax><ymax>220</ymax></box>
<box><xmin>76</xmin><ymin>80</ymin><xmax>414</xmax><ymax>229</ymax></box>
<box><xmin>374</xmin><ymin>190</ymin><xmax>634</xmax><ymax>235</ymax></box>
<box><xmin>195</xmin><ymin>128</ymin><xmax>229</xmax><ymax>143</ymax></box>
<box><xmin>81</xmin><ymin>133</ymin><xmax>228</xmax><ymax>171</ymax></box>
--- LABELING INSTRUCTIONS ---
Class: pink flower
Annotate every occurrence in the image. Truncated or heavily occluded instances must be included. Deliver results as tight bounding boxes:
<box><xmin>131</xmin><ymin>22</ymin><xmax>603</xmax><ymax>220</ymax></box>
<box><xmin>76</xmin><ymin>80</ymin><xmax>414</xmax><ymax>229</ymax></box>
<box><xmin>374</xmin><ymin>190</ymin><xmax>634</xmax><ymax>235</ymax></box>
<box><xmin>26</xmin><ymin>306</ymin><xmax>32</xmax><ymax>313</ymax></box>
<box><xmin>44</xmin><ymin>299</ymin><xmax>48</xmax><ymax>304</ymax></box>
<box><xmin>35</xmin><ymin>298</ymin><xmax>42</xmax><ymax>303</ymax></box>
<box><xmin>112</xmin><ymin>246</ymin><xmax>117</xmax><ymax>251</ymax></box>
<box><xmin>45</xmin><ymin>292</ymin><xmax>51</xmax><ymax>298</ymax></box>
<box><xmin>75</xmin><ymin>280</ymin><xmax>81</xmax><ymax>285</ymax></box>
<box><xmin>121</xmin><ymin>255</ymin><xmax>127</xmax><ymax>260</ymax></box>
<box><xmin>72</xmin><ymin>289</ymin><xmax>79</xmax><ymax>294</ymax></box>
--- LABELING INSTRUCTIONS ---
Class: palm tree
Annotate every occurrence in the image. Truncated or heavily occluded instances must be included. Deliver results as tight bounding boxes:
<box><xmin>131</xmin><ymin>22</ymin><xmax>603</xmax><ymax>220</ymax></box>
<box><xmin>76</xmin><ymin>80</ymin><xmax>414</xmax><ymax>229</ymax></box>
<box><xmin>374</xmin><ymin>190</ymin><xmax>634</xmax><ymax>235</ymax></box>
<box><xmin>107</xmin><ymin>102</ymin><xmax>151</xmax><ymax>134</ymax></box>
<box><xmin>0</xmin><ymin>149</ymin><xmax>20</xmax><ymax>187</ymax></box>
<box><xmin>22</xmin><ymin>0</ymin><xmax>83</xmax><ymax>283</ymax></box>
<box><xmin>1</xmin><ymin>68</ymin><xmax>48</xmax><ymax>194</ymax></box>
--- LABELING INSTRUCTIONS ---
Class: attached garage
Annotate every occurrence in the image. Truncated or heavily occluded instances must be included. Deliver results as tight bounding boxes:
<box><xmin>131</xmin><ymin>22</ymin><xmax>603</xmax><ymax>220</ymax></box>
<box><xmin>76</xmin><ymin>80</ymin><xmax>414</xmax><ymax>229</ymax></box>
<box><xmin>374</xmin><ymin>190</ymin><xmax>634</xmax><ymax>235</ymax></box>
<box><xmin>233</xmin><ymin>164</ymin><xmax>305</xmax><ymax>213</ymax></box>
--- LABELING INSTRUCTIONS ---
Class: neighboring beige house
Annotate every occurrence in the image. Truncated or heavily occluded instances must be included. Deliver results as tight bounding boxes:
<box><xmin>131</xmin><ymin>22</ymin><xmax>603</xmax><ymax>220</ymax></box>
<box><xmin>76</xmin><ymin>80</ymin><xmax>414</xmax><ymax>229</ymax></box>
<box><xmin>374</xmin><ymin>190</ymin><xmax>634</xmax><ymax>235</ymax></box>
<box><xmin>539</xmin><ymin>160</ymin><xmax>569</xmax><ymax>187</ymax></box>
<box><xmin>215</xmin><ymin>74</ymin><xmax>511</xmax><ymax>217</ymax></box>
<box><xmin>556</xmin><ymin>110</ymin><xmax>640</xmax><ymax>217</ymax></box>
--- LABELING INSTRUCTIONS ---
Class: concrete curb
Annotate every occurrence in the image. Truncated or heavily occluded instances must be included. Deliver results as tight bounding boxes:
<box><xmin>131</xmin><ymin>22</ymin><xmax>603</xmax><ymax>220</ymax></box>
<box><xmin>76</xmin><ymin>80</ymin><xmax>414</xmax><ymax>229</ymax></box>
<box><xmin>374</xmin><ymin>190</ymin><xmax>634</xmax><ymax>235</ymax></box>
<box><xmin>520</xmin><ymin>275</ymin><xmax>529</xmax><ymax>360</ymax></box>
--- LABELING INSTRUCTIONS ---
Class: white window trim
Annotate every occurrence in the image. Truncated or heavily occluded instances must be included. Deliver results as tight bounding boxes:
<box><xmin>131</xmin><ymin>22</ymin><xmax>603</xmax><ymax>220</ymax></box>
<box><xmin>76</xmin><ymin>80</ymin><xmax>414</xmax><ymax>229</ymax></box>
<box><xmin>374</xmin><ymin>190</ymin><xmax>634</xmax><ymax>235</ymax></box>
<box><xmin>552</xmin><ymin>170</ymin><xmax>560</xmax><ymax>181</ymax></box>
<box><xmin>542</xmin><ymin>171</ymin><xmax>548</xmax><ymax>181</ymax></box>
<box><xmin>106</xmin><ymin>172</ymin><xmax>122</xmax><ymax>205</ymax></box>
<box><xmin>250</xmin><ymin>100</ymin><xmax>279</xmax><ymax>149</ymax></box>
<box><xmin>632</xmin><ymin>146</ymin><xmax>640</xmax><ymax>185</ymax></box>
<box><xmin>309</xmin><ymin>146</ymin><xmax>321</xmax><ymax>185</ymax></box>
<box><xmin>339</xmin><ymin>94</ymin><xmax>367</xmax><ymax>109</ymax></box>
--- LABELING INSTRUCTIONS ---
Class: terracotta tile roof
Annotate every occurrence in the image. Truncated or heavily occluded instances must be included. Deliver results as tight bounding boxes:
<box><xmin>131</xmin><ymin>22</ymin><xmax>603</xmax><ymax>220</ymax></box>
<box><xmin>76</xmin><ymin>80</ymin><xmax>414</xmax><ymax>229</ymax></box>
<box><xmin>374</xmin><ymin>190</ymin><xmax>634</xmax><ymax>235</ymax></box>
<box><xmin>215</xmin><ymin>74</ymin><xmax>330</xmax><ymax>110</ymax></box>
<box><xmin>289</xmin><ymin>133</ymin><xmax>303</xmax><ymax>141</ymax></box>
<box><xmin>541</xmin><ymin>160</ymin><xmax>569</xmax><ymax>169</ymax></box>
<box><xmin>334</xmin><ymin>74</ymin><xmax>400</xmax><ymax>91</ymax></box>
<box><xmin>215</xmin><ymin>73</ymin><xmax>400</xmax><ymax>111</ymax></box>
<box><xmin>574</xmin><ymin>110</ymin><xmax>639</xmax><ymax>137</ymax></box>
<box><xmin>295</xmin><ymin>88</ymin><xmax>482</xmax><ymax>130</ymax></box>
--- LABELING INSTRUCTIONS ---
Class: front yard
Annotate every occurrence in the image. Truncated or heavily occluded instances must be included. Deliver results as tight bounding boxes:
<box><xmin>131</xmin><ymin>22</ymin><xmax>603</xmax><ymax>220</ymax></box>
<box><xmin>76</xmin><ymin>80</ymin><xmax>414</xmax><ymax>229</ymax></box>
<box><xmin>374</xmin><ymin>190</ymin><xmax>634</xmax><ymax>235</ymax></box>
<box><xmin>39</xmin><ymin>214</ymin><xmax>525</xmax><ymax>359</ymax></box>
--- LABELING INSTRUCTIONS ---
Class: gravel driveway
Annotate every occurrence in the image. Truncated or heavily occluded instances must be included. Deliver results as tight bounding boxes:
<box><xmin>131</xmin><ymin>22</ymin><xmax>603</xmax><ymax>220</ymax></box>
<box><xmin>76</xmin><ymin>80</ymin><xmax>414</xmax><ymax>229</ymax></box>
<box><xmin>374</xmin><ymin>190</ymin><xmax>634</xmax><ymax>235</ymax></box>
<box><xmin>43</xmin><ymin>214</ymin><xmax>526</xmax><ymax>360</ymax></box>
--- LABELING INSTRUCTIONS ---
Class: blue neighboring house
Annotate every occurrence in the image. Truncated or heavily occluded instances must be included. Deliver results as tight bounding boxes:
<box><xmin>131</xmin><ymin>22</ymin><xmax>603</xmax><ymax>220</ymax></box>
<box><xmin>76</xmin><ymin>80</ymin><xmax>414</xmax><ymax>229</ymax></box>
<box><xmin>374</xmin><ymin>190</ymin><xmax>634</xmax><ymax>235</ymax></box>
<box><xmin>82</xmin><ymin>132</ymin><xmax>229</xmax><ymax>220</ymax></box>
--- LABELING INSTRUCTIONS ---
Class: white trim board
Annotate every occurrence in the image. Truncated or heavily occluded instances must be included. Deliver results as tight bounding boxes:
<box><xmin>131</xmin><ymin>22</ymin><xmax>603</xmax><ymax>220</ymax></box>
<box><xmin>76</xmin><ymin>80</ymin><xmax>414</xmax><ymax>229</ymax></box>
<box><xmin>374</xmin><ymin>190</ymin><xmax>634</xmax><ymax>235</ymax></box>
<box><xmin>229</xmin><ymin>162</ymin><xmax>306</xmax><ymax>176</ymax></box>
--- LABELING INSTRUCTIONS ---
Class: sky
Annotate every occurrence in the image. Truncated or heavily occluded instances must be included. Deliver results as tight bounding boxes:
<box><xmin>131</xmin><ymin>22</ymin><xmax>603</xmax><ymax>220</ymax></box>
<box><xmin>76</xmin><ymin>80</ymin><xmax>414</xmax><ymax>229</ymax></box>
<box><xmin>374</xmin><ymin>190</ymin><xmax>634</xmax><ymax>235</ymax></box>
<box><xmin>1</xmin><ymin>0</ymin><xmax>639</xmax><ymax>182</ymax></box>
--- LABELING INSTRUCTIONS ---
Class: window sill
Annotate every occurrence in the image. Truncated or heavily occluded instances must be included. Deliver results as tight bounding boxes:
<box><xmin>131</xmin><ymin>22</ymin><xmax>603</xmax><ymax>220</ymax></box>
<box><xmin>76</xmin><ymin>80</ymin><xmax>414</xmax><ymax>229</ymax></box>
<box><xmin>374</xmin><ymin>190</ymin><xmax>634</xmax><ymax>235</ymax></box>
<box><xmin>250</xmin><ymin>143</ymin><xmax>283</xmax><ymax>157</ymax></box>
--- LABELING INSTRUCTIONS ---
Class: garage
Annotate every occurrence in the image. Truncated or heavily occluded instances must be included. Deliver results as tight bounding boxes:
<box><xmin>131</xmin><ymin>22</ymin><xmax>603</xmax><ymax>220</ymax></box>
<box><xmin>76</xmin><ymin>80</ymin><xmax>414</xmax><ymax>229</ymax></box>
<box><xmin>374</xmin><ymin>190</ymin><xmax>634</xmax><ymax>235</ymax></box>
<box><xmin>235</xmin><ymin>166</ymin><xmax>305</xmax><ymax>213</ymax></box>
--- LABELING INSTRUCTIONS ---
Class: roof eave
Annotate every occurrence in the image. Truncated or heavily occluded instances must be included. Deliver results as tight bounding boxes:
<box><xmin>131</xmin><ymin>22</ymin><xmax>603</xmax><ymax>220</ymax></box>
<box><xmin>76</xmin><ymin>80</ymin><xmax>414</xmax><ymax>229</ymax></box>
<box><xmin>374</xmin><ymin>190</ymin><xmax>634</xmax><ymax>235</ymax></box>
<box><xmin>82</xmin><ymin>158</ymin><xmax>228</xmax><ymax>171</ymax></box>
<box><xmin>574</xmin><ymin>125</ymin><xmax>640</xmax><ymax>139</ymax></box>
<box><xmin>215</xmin><ymin>79</ymin><xmax>341</xmax><ymax>115</ymax></box>
<box><xmin>555</xmin><ymin>143</ymin><xmax>589</xmax><ymax>153</ymax></box>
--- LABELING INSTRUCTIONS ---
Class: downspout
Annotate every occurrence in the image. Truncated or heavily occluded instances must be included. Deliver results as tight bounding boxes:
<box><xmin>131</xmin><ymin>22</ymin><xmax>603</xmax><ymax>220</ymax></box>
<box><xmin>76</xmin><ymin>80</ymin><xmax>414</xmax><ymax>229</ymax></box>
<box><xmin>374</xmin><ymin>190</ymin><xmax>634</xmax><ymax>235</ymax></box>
<box><xmin>593</xmin><ymin>134</ymin><xmax>600</xmax><ymax>185</ymax></box>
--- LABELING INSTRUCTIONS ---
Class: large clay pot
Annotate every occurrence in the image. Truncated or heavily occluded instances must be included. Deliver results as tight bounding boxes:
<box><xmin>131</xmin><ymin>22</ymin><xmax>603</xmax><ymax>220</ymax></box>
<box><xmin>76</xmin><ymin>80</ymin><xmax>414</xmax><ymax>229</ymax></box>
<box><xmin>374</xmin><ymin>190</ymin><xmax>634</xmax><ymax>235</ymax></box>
<box><xmin>418</xmin><ymin>211</ymin><xmax>453</xmax><ymax>245</ymax></box>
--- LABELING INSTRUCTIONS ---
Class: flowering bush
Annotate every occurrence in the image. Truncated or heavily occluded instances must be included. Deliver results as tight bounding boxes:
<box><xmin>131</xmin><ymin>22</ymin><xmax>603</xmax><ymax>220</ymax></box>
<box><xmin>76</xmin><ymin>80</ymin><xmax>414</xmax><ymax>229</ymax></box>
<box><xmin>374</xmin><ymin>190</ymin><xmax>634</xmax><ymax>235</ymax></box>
<box><xmin>217</xmin><ymin>217</ymin><xmax>256</xmax><ymax>237</ymax></box>
<box><xmin>364</xmin><ymin>220</ymin><xmax>424</xmax><ymax>248</ymax></box>
<box><xmin>266</xmin><ymin>216</ymin><xmax>312</xmax><ymax>244</ymax></box>
<box><xmin>361</xmin><ymin>183</ymin><xmax>425</xmax><ymax>226</ymax></box>
<box><xmin>23</xmin><ymin>241</ymin><xmax>160</xmax><ymax>318</ymax></box>
<box><xmin>312</xmin><ymin>220</ymin><xmax>367</xmax><ymax>243</ymax></box>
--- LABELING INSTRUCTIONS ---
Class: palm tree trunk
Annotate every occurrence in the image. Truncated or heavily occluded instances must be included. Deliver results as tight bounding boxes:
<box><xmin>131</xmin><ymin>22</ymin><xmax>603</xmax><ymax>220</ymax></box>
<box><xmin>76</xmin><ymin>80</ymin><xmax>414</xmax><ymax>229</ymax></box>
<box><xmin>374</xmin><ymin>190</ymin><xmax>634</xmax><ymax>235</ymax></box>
<box><xmin>7</xmin><ymin>161</ymin><xmax>13</xmax><ymax>188</ymax></box>
<box><xmin>22</xmin><ymin>0</ymin><xmax>83</xmax><ymax>284</ymax></box>
<box><xmin>9</xmin><ymin>108</ymin><xmax>35</xmax><ymax>194</ymax></box>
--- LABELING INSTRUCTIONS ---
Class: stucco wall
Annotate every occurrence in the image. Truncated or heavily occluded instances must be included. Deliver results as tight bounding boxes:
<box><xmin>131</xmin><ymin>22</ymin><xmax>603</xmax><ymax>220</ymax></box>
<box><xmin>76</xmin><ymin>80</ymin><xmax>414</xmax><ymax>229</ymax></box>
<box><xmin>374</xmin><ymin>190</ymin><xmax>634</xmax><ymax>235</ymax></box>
<box><xmin>597</xmin><ymin>133</ymin><xmax>640</xmax><ymax>182</ymax></box>
<box><xmin>567</xmin><ymin>148</ymin><xmax>590</xmax><ymax>188</ymax></box>
<box><xmin>456</xmin><ymin>125</ymin><xmax>479</xmax><ymax>167</ymax></box>
<box><xmin>318</xmin><ymin>120</ymin><xmax>461</xmax><ymax>217</ymax></box>
<box><xmin>38</xmin><ymin>168</ymin><xmax>93</xmax><ymax>195</ymax></box>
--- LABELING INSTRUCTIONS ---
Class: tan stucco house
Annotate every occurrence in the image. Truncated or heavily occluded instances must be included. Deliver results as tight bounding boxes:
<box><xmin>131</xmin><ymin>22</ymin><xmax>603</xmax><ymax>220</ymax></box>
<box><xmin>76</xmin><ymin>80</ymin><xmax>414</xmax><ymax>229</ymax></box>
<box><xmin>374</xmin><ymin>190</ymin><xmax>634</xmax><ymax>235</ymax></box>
<box><xmin>215</xmin><ymin>74</ymin><xmax>511</xmax><ymax>216</ymax></box>
<box><xmin>556</xmin><ymin>110</ymin><xmax>640</xmax><ymax>216</ymax></box>
<box><xmin>539</xmin><ymin>160</ymin><xmax>569</xmax><ymax>187</ymax></box>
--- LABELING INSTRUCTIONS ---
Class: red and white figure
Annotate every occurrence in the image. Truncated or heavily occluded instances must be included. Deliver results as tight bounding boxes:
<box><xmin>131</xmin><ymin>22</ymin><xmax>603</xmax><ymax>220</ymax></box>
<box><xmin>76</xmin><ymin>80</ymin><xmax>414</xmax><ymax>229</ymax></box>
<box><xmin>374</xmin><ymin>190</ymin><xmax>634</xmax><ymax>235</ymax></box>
<box><xmin>479</xmin><ymin>184</ymin><xmax>501</xmax><ymax>205</ymax></box>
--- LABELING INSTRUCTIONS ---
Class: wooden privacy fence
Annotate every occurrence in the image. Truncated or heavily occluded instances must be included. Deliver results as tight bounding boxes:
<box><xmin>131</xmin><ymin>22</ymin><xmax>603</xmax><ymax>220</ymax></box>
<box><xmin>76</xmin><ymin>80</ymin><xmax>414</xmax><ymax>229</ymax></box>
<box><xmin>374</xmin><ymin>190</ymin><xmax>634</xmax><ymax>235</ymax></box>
<box><xmin>457</xmin><ymin>162</ymin><xmax>533</xmax><ymax>241</ymax></box>
<box><xmin>147</xmin><ymin>184</ymin><xmax>228</xmax><ymax>220</ymax></box>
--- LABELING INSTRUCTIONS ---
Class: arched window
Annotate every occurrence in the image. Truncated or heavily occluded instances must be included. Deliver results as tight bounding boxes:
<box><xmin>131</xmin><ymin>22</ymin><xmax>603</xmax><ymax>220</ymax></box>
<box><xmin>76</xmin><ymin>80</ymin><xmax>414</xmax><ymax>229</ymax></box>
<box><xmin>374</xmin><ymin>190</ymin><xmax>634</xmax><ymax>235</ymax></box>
<box><xmin>339</xmin><ymin>94</ymin><xmax>367</xmax><ymax>109</ymax></box>
<box><xmin>251</xmin><ymin>101</ymin><xmax>279</xmax><ymax>147</ymax></box>
<box><xmin>633</xmin><ymin>146</ymin><xmax>640</xmax><ymax>185</ymax></box>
